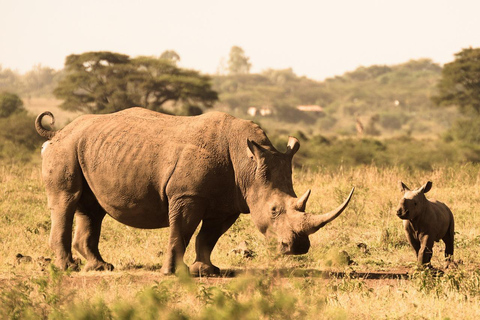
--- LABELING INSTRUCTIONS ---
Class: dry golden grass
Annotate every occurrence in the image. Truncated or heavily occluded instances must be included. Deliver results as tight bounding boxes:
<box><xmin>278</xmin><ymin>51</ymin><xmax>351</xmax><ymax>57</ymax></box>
<box><xmin>1</xmin><ymin>160</ymin><xmax>480</xmax><ymax>319</ymax></box>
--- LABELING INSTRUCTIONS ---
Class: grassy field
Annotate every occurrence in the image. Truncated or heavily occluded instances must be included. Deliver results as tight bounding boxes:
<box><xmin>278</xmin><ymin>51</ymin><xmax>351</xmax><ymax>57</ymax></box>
<box><xmin>1</xmin><ymin>159</ymin><xmax>480</xmax><ymax>319</ymax></box>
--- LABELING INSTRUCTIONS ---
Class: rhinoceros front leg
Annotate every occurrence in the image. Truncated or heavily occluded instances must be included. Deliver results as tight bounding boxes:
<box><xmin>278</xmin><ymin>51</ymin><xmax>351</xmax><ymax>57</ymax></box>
<box><xmin>72</xmin><ymin>206</ymin><xmax>113</xmax><ymax>271</ymax></box>
<box><xmin>161</xmin><ymin>197</ymin><xmax>206</xmax><ymax>275</ymax></box>
<box><xmin>190</xmin><ymin>213</ymin><xmax>240</xmax><ymax>276</ymax></box>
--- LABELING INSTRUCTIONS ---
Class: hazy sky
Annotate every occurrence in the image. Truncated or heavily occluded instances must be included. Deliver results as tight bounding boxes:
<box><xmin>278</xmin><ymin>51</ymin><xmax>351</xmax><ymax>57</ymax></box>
<box><xmin>1</xmin><ymin>0</ymin><xmax>479</xmax><ymax>80</ymax></box>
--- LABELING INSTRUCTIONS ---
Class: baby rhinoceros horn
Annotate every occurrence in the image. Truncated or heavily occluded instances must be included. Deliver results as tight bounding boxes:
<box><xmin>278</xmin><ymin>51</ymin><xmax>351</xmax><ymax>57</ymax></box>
<box><xmin>301</xmin><ymin>188</ymin><xmax>355</xmax><ymax>235</ymax></box>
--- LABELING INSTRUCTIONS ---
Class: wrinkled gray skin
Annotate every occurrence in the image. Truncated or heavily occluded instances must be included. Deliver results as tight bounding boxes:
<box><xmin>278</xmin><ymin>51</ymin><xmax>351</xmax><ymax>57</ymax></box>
<box><xmin>35</xmin><ymin>108</ymin><xmax>354</xmax><ymax>275</ymax></box>
<box><xmin>396</xmin><ymin>181</ymin><xmax>455</xmax><ymax>268</ymax></box>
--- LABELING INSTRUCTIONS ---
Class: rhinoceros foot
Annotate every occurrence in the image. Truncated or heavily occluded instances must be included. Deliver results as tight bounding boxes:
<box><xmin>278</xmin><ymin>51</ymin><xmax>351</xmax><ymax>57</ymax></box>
<box><xmin>84</xmin><ymin>261</ymin><xmax>114</xmax><ymax>271</ymax></box>
<box><xmin>160</xmin><ymin>261</ymin><xmax>189</xmax><ymax>276</ymax></box>
<box><xmin>56</xmin><ymin>257</ymin><xmax>81</xmax><ymax>272</ymax></box>
<box><xmin>189</xmin><ymin>261</ymin><xmax>220</xmax><ymax>277</ymax></box>
<box><xmin>445</xmin><ymin>259</ymin><xmax>458</xmax><ymax>270</ymax></box>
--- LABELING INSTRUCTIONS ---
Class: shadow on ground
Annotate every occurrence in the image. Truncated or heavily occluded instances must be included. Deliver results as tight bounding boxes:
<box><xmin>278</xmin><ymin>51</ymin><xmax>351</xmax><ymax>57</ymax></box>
<box><xmin>217</xmin><ymin>268</ymin><xmax>410</xmax><ymax>280</ymax></box>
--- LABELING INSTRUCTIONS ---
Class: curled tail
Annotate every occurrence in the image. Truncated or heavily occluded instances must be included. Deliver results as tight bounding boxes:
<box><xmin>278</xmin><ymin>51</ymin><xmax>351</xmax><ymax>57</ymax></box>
<box><xmin>35</xmin><ymin>111</ymin><xmax>56</xmax><ymax>140</ymax></box>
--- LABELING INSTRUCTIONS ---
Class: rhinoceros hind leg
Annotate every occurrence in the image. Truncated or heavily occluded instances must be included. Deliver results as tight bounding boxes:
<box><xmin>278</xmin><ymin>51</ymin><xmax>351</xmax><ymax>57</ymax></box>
<box><xmin>43</xmin><ymin>151</ymin><xmax>84</xmax><ymax>271</ymax></box>
<box><xmin>47</xmin><ymin>190</ymin><xmax>82</xmax><ymax>271</ymax></box>
<box><xmin>72</xmin><ymin>199</ymin><xmax>112</xmax><ymax>272</ymax></box>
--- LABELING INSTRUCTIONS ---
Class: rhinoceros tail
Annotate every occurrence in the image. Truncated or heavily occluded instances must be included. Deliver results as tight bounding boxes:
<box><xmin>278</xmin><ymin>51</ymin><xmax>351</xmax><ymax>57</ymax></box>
<box><xmin>35</xmin><ymin>111</ymin><xmax>56</xmax><ymax>140</ymax></box>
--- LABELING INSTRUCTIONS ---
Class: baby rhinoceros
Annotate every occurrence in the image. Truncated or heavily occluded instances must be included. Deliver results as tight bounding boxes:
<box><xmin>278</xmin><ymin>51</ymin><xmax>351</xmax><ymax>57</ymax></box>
<box><xmin>396</xmin><ymin>181</ymin><xmax>455</xmax><ymax>269</ymax></box>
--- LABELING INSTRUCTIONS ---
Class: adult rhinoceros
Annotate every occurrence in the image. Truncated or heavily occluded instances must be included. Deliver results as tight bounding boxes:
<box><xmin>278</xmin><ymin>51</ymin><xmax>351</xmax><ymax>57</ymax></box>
<box><xmin>35</xmin><ymin>108</ymin><xmax>354</xmax><ymax>275</ymax></box>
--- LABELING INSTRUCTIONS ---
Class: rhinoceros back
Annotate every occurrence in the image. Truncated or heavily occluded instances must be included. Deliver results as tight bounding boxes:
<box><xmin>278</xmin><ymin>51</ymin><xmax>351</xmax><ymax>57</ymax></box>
<box><xmin>51</xmin><ymin>108</ymin><xmax>247</xmax><ymax>228</ymax></box>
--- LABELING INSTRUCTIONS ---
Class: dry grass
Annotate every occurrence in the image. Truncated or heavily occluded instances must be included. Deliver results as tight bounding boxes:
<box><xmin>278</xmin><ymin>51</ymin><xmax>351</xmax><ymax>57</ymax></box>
<box><xmin>1</xmin><ymin>161</ymin><xmax>480</xmax><ymax>319</ymax></box>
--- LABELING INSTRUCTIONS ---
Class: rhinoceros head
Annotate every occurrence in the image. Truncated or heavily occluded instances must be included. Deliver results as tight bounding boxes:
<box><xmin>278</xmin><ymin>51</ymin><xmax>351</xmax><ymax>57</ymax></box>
<box><xmin>396</xmin><ymin>181</ymin><xmax>432</xmax><ymax>220</ymax></box>
<box><xmin>245</xmin><ymin>137</ymin><xmax>354</xmax><ymax>255</ymax></box>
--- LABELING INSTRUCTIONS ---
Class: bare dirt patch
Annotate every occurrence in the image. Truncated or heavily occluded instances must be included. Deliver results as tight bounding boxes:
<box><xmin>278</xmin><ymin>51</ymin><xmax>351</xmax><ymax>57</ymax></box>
<box><xmin>0</xmin><ymin>266</ymin><xmax>412</xmax><ymax>291</ymax></box>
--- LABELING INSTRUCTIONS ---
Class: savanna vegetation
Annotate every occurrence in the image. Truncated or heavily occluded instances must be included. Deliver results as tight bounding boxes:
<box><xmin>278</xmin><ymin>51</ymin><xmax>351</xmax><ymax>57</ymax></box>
<box><xmin>2</xmin><ymin>162</ymin><xmax>480</xmax><ymax>319</ymax></box>
<box><xmin>2</xmin><ymin>47</ymin><xmax>480</xmax><ymax>318</ymax></box>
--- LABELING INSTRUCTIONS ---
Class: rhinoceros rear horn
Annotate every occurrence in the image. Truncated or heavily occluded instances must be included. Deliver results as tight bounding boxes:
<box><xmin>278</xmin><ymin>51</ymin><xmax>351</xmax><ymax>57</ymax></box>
<box><xmin>302</xmin><ymin>187</ymin><xmax>355</xmax><ymax>235</ymax></box>
<box><xmin>285</xmin><ymin>136</ymin><xmax>300</xmax><ymax>157</ymax></box>
<box><xmin>296</xmin><ymin>189</ymin><xmax>311</xmax><ymax>212</ymax></box>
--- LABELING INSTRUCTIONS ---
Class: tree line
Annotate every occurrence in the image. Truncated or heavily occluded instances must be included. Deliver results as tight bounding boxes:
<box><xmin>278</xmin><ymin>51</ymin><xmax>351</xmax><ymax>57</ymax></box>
<box><xmin>2</xmin><ymin>46</ymin><xmax>480</xmax><ymax>163</ymax></box>
<box><xmin>2</xmin><ymin>46</ymin><xmax>479</xmax><ymax>119</ymax></box>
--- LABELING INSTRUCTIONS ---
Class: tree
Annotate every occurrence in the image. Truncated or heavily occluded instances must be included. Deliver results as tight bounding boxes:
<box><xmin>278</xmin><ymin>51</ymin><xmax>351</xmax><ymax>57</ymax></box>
<box><xmin>0</xmin><ymin>111</ymin><xmax>45</xmax><ymax>162</ymax></box>
<box><xmin>227</xmin><ymin>46</ymin><xmax>251</xmax><ymax>75</ymax></box>
<box><xmin>433</xmin><ymin>47</ymin><xmax>480</xmax><ymax>114</ymax></box>
<box><xmin>23</xmin><ymin>64</ymin><xmax>59</xmax><ymax>93</ymax></box>
<box><xmin>0</xmin><ymin>92</ymin><xmax>23</xmax><ymax>117</ymax></box>
<box><xmin>53</xmin><ymin>51</ymin><xmax>132</xmax><ymax>113</ymax></box>
<box><xmin>0</xmin><ymin>66</ymin><xmax>21</xmax><ymax>93</ymax></box>
<box><xmin>131</xmin><ymin>56</ymin><xmax>218</xmax><ymax>112</ymax></box>
<box><xmin>159</xmin><ymin>50</ymin><xmax>180</xmax><ymax>65</ymax></box>
<box><xmin>54</xmin><ymin>51</ymin><xmax>218</xmax><ymax>114</ymax></box>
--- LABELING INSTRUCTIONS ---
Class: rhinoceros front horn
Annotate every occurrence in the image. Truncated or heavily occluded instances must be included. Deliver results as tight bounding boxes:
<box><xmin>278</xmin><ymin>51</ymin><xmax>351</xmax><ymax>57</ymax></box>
<box><xmin>302</xmin><ymin>187</ymin><xmax>355</xmax><ymax>235</ymax></box>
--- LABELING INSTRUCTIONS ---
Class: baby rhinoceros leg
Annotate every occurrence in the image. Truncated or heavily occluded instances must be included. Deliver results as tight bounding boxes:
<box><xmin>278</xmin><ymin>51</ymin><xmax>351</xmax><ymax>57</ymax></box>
<box><xmin>418</xmin><ymin>236</ymin><xmax>434</xmax><ymax>266</ymax></box>
<box><xmin>443</xmin><ymin>222</ymin><xmax>457</xmax><ymax>269</ymax></box>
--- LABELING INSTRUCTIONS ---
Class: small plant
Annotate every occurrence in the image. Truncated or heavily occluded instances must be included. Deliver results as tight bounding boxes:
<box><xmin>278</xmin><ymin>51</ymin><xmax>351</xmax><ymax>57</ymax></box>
<box><xmin>411</xmin><ymin>267</ymin><xmax>480</xmax><ymax>299</ymax></box>
<box><xmin>328</xmin><ymin>275</ymin><xmax>373</xmax><ymax>297</ymax></box>
<box><xmin>379</xmin><ymin>226</ymin><xmax>408</xmax><ymax>250</ymax></box>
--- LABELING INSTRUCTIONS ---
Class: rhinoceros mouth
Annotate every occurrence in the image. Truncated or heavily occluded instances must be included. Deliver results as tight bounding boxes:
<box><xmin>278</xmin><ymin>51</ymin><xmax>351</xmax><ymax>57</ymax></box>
<box><xmin>396</xmin><ymin>209</ymin><xmax>409</xmax><ymax>220</ymax></box>
<box><xmin>280</xmin><ymin>236</ymin><xmax>310</xmax><ymax>255</ymax></box>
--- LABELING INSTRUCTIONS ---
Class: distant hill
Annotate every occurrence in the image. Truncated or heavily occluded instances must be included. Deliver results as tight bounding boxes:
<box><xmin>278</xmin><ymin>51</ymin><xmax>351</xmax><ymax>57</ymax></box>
<box><xmin>211</xmin><ymin>59</ymin><xmax>458</xmax><ymax>139</ymax></box>
<box><xmin>2</xmin><ymin>58</ymin><xmax>459</xmax><ymax>139</ymax></box>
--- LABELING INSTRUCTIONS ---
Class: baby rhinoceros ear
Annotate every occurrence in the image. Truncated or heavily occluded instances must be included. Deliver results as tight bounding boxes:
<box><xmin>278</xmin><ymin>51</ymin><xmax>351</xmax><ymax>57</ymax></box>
<box><xmin>421</xmin><ymin>181</ymin><xmax>433</xmax><ymax>193</ymax></box>
<box><xmin>398</xmin><ymin>181</ymin><xmax>410</xmax><ymax>193</ymax></box>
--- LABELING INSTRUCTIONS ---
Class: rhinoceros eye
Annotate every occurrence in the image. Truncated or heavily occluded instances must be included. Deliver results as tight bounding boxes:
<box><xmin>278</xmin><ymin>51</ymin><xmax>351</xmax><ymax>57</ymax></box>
<box><xmin>271</xmin><ymin>206</ymin><xmax>281</xmax><ymax>218</ymax></box>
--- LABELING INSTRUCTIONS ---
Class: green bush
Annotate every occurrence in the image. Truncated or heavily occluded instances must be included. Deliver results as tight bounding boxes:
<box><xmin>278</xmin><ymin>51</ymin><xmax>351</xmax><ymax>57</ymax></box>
<box><xmin>0</xmin><ymin>92</ymin><xmax>24</xmax><ymax>118</ymax></box>
<box><xmin>274</xmin><ymin>103</ymin><xmax>316</xmax><ymax>124</ymax></box>
<box><xmin>298</xmin><ymin>136</ymin><xmax>466</xmax><ymax>170</ymax></box>
<box><xmin>447</xmin><ymin>116</ymin><xmax>480</xmax><ymax>144</ymax></box>
<box><xmin>379</xmin><ymin>112</ymin><xmax>410</xmax><ymax>130</ymax></box>
<box><xmin>0</xmin><ymin>112</ymin><xmax>44</xmax><ymax>162</ymax></box>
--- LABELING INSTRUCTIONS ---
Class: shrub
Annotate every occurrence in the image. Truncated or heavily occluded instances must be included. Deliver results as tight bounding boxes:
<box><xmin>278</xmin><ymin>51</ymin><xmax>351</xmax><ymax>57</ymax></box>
<box><xmin>0</xmin><ymin>92</ymin><xmax>24</xmax><ymax>118</ymax></box>
<box><xmin>447</xmin><ymin>116</ymin><xmax>480</xmax><ymax>144</ymax></box>
<box><xmin>0</xmin><ymin>112</ymin><xmax>44</xmax><ymax>162</ymax></box>
<box><xmin>379</xmin><ymin>112</ymin><xmax>410</xmax><ymax>130</ymax></box>
<box><xmin>274</xmin><ymin>103</ymin><xmax>316</xmax><ymax>124</ymax></box>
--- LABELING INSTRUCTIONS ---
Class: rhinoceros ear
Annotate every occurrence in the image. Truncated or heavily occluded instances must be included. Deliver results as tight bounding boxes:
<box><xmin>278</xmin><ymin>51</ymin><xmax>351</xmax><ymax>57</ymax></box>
<box><xmin>285</xmin><ymin>136</ymin><xmax>300</xmax><ymax>157</ymax></box>
<box><xmin>247</xmin><ymin>139</ymin><xmax>267</xmax><ymax>160</ymax></box>
<box><xmin>421</xmin><ymin>181</ymin><xmax>432</xmax><ymax>193</ymax></box>
<box><xmin>399</xmin><ymin>181</ymin><xmax>410</xmax><ymax>192</ymax></box>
